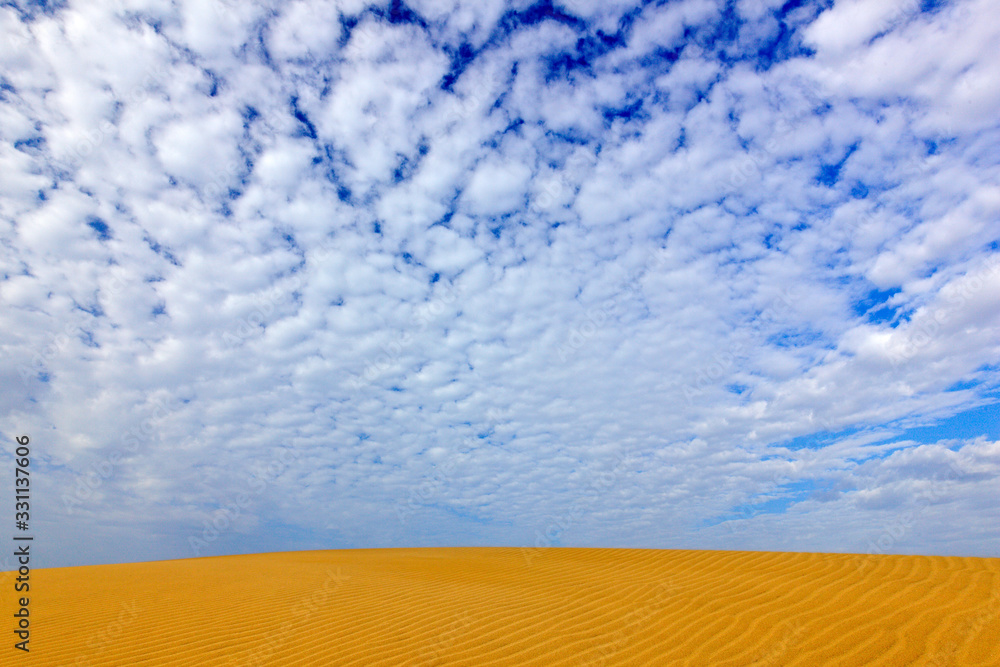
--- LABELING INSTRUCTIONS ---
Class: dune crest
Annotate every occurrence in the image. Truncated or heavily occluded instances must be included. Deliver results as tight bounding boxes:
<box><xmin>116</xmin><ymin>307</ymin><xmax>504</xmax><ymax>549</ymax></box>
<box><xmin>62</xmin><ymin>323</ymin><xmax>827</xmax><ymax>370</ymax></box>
<box><xmin>10</xmin><ymin>548</ymin><xmax>999</xmax><ymax>665</ymax></box>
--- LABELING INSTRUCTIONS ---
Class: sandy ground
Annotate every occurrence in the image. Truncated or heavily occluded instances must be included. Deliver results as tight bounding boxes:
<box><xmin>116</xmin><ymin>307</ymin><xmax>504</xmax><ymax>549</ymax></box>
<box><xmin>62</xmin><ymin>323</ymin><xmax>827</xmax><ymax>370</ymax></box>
<box><xmin>4</xmin><ymin>547</ymin><xmax>998</xmax><ymax>665</ymax></box>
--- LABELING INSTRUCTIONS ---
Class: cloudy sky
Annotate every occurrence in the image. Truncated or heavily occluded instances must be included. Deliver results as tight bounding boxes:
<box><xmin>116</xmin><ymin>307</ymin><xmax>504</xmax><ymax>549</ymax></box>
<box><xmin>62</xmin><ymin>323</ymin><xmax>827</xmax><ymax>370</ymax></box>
<box><xmin>1</xmin><ymin>0</ymin><xmax>998</xmax><ymax>570</ymax></box>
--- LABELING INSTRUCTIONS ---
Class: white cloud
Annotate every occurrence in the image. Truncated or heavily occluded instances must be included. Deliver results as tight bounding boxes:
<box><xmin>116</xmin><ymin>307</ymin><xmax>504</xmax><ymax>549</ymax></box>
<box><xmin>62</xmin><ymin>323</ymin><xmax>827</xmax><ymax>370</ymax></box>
<box><xmin>461</xmin><ymin>157</ymin><xmax>532</xmax><ymax>217</ymax></box>
<box><xmin>268</xmin><ymin>0</ymin><xmax>343</xmax><ymax>61</ymax></box>
<box><xmin>155</xmin><ymin>109</ymin><xmax>244</xmax><ymax>186</ymax></box>
<box><xmin>803</xmin><ymin>0</ymin><xmax>918</xmax><ymax>54</ymax></box>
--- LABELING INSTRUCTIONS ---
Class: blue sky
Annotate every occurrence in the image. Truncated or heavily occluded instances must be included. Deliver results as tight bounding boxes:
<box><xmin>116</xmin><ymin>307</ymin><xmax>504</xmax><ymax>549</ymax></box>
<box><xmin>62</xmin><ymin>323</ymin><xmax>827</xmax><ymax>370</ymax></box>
<box><xmin>1</xmin><ymin>0</ymin><xmax>998</xmax><ymax>569</ymax></box>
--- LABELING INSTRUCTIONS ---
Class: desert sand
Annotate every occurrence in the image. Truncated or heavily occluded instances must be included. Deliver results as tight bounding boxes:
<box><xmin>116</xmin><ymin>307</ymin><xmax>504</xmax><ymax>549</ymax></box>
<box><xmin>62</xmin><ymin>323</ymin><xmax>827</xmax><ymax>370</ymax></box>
<box><xmin>5</xmin><ymin>547</ymin><xmax>998</xmax><ymax>665</ymax></box>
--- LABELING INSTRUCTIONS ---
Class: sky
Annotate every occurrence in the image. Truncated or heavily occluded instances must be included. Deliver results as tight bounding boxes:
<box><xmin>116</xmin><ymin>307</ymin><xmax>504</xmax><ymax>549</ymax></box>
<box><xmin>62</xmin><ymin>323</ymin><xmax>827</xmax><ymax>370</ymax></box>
<box><xmin>0</xmin><ymin>0</ymin><xmax>998</xmax><ymax>570</ymax></box>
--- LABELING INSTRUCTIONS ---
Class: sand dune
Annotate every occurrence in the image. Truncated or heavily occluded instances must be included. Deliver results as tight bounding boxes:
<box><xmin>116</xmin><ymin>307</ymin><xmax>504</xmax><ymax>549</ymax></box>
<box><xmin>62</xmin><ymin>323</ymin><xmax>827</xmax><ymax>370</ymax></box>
<box><xmin>7</xmin><ymin>548</ymin><xmax>998</xmax><ymax>665</ymax></box>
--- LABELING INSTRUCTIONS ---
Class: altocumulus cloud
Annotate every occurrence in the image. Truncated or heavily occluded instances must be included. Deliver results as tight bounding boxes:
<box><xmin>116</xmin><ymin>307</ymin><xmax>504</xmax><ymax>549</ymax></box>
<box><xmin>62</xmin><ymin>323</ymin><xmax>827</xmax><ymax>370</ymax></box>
<box><xmin>0</xmin><ymin>0</ymin><xmax>998</xmax><ymax>568</ymax></box>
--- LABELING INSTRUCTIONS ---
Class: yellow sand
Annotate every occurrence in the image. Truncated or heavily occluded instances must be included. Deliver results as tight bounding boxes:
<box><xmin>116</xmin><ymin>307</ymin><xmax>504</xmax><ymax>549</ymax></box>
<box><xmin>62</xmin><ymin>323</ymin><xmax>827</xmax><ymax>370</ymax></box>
<box><xmin>4</xmin><ymin>548</ymin><xmax>999</xmax><ymax>665</ymax></box>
